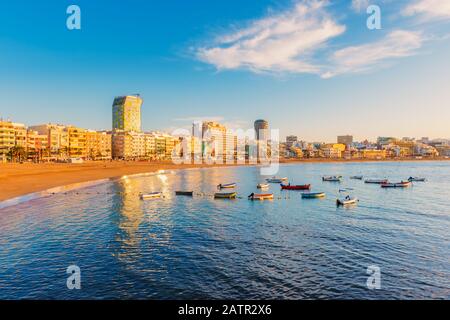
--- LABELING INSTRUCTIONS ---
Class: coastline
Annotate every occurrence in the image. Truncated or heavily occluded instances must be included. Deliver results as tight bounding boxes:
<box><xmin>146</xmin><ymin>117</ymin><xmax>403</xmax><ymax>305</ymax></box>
<box><xmin>0</xmin><ymin>158</ymin><xmax>449</xmax><ymax>202</ymax></box>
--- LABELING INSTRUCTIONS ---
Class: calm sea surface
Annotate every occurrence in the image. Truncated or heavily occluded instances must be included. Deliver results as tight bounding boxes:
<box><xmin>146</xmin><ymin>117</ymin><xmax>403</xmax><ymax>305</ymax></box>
<box><xmin>0</xmin><ymin>161</ymin><xmax>449</xmax><ymax>299</ymax></box>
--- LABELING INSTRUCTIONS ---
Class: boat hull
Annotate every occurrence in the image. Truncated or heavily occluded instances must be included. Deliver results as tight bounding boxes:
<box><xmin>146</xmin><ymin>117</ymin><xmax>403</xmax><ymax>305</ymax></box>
<box><xmin>381</xmin><ymin>182</ymin><xmax>412</xmax><ymax>188</ymax></box>
<box><xmin>214</xmin><ymin>192</ymin><xmax>237</xmax><ymax>199</ymax></box>
<box><xmin>175</xmin><ymin>191</ymin><xmax>194</xmax><ymax>196</ymax></box>
<box><xmin>248</xmin><ymin>193</ymin><xmax>274</xmax><ymax>200</ymax></box>
<box><xmin>302</xmin><ymin>192</ymin><xmax>326</xmax><ymax>199</ymax></box>
<box><xmin>280</xmin><ymin>184</ymin><xmax>311</xmax><ymax>190</ymax></box>
<box><xmin>218</xmin><ymin>183</ymin><xmax>236</xmax><ymax>189</ymax></box>
<box><xmin>337</xmin><ymin>198</ymin><xmax>358</xmax><ymax>206</ymax></box>
<box><xmin>365</xmin><ymin>180</ymin><xmax>388</xmax><ymax>184</ymax></box>
<box><xmin>141</xmin><ymin>192</ymin><xmax>162</xmax><ymax>200</ymax></box>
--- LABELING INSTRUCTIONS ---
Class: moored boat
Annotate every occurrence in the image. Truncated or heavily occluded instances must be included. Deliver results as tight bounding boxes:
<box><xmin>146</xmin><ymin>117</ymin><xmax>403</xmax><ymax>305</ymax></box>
<box><xmin>280</xmin><ymin>184</ymin><xmax>311</xmax><ymax>190</ymax></box>
<box><xmin>350</xmin><ymin>175</ymin><xmax>363</xmax><ymax>180</ymax></box>
<box><xmin>322</xmin><ymin>176</ymin><xmax>342</xmax><ymax>182</ymax></box>
<box><xmin>266</xmin><ymin>177</ymin><xmax>288</xmax><ymax>183</ymax></box>
<box><xmin>408</xmin><ymin>177</ymin><xmax>426</xmax><ymax>182</ymax></box>
<box><xmin>381</xmin><ymin>181</ymin><xmax>412</xmax><ymax>188</ymax></box>
<box><xmin>248</xmin><ymin>193</ymin><xmax>274</xmax><ymax>200</ymax></box>
<box><xmin>302</xmin><ymin>192</ymin><xmax>326</xmax><ymax>199</ymax></box>
<box><xmin>175</xmin><ymin>191</ymin><xmax>194</xmax><ymax>196</ymax></box>
<box><xmin>365</xmin><ymin>179</ymin><xmax>388</xmax><ymax>184</ymax></box>
<box><xmin>257</xmin><ymin>183</ymin><xmax>269</xmax><ymax>189</ymax></box>
<box><xmin>140</xmin><ymin>192</ymin><xmax>163</xmax><ymax>200</ymax></box>
<box><xmin>214</xmin><ymin>192</ymin><xmax>237</xmax><ymax>199</ymax></box>
<box><xmin>217</xmin><ymin>183</ymin><xmax>236</xmax><ymax>189</ymax></box>
<box><xmin>336</xmin><ymin>197</ymin><xmax>358</xmax><ymax>206</ymax></box>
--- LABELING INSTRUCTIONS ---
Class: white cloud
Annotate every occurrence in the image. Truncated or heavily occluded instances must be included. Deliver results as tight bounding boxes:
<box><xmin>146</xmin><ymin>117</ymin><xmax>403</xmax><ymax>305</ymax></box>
<box><xmin>197</xmin><ymin>0</ymin><xmax>346</xmax><ymax>75</ymax></box>
<box><xmin>404</xmin><ymin>0</ymin><xmax>450</xmax><ymax>20</ymax></box>
<box><xmin>322</xmin><ymin>30</ymin><xmax>424</xmax><ymax>78</ymax></box>
<box><xmin>351</xmin><ymin>0</ymin><xmax>370</xmax><ymax>12</ymax></box>
<box><xmin>196</xmin><ymin>1</ymin><xmax>427</xmax><ymax>79</ymax></box>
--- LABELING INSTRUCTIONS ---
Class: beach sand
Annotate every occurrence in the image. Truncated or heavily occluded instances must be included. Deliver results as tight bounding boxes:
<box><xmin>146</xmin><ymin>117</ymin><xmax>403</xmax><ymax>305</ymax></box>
<box><xmin>0</xmin><ymin>161</ymin><xmax>243</xmax><ymax>201</ymax></box>
<box><xmin>1</xmin><ymin>158</ymin><xmax>447</xmax><ymax>201</ymax></box>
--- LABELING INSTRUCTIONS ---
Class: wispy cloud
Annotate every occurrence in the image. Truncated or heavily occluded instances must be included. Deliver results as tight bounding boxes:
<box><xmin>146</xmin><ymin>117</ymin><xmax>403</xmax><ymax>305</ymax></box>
<box><xmin>195</xmin><ymin>0</ymin><xmax>431</xmax><ymax>78</ymax></box>
<box><xmin>322</xmin><ymin>30</ymin><xmax>424</xmax><ymax>78</ymax></box>
<box><xmin>403</xmin><ymin>0</ymin><xmax>450</xmax><ymax>21</ymax></box>
<box><xmin>197</xmin><ymin>0</ymin><xmax>345</xmax><ymax>75</ymax></box>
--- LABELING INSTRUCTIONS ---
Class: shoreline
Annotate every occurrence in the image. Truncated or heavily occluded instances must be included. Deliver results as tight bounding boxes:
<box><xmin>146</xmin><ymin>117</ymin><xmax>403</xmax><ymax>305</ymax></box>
<box><xmin>0</xmin><ymin>158</ymin><xmax>449</xmax><ymax>203</ymax></box>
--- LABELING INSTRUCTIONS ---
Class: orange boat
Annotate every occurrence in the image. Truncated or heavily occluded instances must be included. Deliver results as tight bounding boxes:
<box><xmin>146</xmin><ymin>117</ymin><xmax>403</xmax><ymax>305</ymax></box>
<box><xmin>248</xmin><ymin>193</ymin><xmax>274</xmax><ymax>200</ymax></box>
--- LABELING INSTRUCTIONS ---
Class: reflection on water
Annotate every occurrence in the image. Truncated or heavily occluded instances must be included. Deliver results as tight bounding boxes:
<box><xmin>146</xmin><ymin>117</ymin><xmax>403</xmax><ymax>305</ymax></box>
<box><xmin>0</xmin><ymin>162</ymin><xmax>449</xmax><ymax>299</ymax></box>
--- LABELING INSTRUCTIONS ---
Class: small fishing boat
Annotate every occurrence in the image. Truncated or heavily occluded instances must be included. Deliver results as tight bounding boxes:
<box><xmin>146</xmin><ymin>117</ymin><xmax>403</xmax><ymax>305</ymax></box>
<box><xmin>322</xmin><ymin>176</ymin><xmax>342</xmax><ymax>182</ymax></box>
<box><xmin>350</xmin><ymin>175</ymin><xmax>363</xmax><ymax>180</ymax></box>
<box><xmin>365</xmin><ymin>179</ymin><xmax>388</xmax><ymax>184</ymax></box>
<box><xmin>257</xmin><ymin>183</ymin><xmax>269</xmax><ymax>189</ymax></box>
<box><xmin>302</xmin><ymin>192</ymin><xmax>326</xmax><ymax>199</ymax></box>
<box><xmin>140</xmin><ymin>192</ymin><xmax>163</xmax><ymax>200</ymax></box>
<box><xmin>381</xmin><ymin>181</ymin><xmax>412</xmax><ymax>188</ymax></box>
<box><xmin>280</xmin><ymin>184</ymin><xmax>311</xmax><ymax>190</ymax></box>
<box><xmin>214</xmin><ymin>192</ymin><xmax>237</xmax><ymax>199</ymax></box>
<box><xmin>337</xmin><ymin>196</ymin><xmax>358</xmax><ymax>206</ymax></box>
<box><xmin>408</xmin><ymin>177</ymin><xmax>426</xmax><ymax>182</ymax></box>
<box><xmin>175</xmin><ymin>191</ymin><xmax>194</xmax><ymax>196</ymax></box>
<box><xmin>266</xmin><ymin>177</ymin><xmax>288</xmax><ymax>183</ymax></box>
<box><xmin>217</xmin><ymin>183</ymin><xmax>236</xmax><ymax>189</ymax></box>
<box><xmin>248</xmin><ymin>193</ymin><xmax>274</xmax><ymax>200</ymax></box>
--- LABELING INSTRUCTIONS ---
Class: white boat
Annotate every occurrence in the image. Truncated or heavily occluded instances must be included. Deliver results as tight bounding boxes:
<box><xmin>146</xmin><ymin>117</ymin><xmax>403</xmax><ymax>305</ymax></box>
<box><xmin>266</xmin><ymin>177</ymin><xmax>288</xmax><ymax>183</ymax></box>
<box><xmin>322</xmin><ymin>176</ymin><xmax>342</xmax><ymax>182</ymax></box>
<box><xmin>217</xmin><ymin>182</ymin><xmax>236</xmax><ymax>189</ymax></box>
<box><xmin>257</xmin><ymin>183</ymin><xmax>269</xmax><ymax>189</ymax></box>
<box><xmin>365</xmin><ymin>179</ymin><xmax>388</xmax><ymax>184</ymax></box>
<box><xmin>337</xmin><ymin>197</ymin><xmax>358</xmax><ymax>206</ymax></box>
<box><xmin>140</xmin><ymin>192</ymin><xmax>163</xmax><ymax>200</ymax></box>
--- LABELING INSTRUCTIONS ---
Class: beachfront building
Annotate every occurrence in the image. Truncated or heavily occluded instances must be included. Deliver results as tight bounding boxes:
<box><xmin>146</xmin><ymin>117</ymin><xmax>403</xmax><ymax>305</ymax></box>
<box><xmin>337</xmin><ymin>135</ymin><xmax>353</xmax><ymax>146</ymax></box>
<box><xmin>13</xmin><ymin>123</ymin><xmax>27</xmax><ymax>150</ymax></box>
<box><xmin>67</xmin><ymin>126</ymin><xmax>87</xmax><ymax>158</ymax></box>
<box><xmin>111</xmin><ymin>130</ymin><xmax>179</xmax><ymax>160</ymax></box>
<box><xmin>112</xmin><ymin>95</ymin><xmax>143</xmax><ymax>132</ymax></box>
<box><xmin>112</xmin><ymin>130</ymin><xmax>133</xmax><ymax>159</ymax></box>
<box><xmin>26</xmin><ymin>129</ymin><xmax>49</xmax><ymax>161</ymax></box>
<box><xmin>414</xmin><ymin>143</ymin><xmax>439</xmax><ymax>157</ymax></box>
<box><xmin>86</xmin><ymin>130</ymin><xmax>112</xmax><ymax>160</ymax></box>
<box><xmin>29</xmin><ymin>124</ymin><xmax>69</xmax><ymax>159</ymax></box>
<box><xmin>320</xmin><ymin>143</ymin><xmax>346</xmax><ymax>158</ymax></box>
<box><xmin>361</xmin><ymin>149</ymin><xmax>387</xmax><ymax>159</ymax></box>
<box><xmin>286</xmin><ymin>135</ymin><xmax>298</xmax><ymax>148</ymax></box>
<box><xmin>201</xmin><ymin>121</ymin><xmax>227</xmax><ymax>162</ymax></box>
<box><xmin>0</xmin><ymin>120</ymin><xmax>15</xmax><ymax>162</ymax></box>
<box><xmin>254</xmin><ymin>120</ymin><xmax>269</xmax><ymax>141</ymax></box>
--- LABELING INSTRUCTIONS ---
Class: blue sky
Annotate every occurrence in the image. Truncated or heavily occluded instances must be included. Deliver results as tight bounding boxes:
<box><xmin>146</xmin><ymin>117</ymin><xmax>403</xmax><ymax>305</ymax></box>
<box><xmin>0</xmin><ymin>0</ymin><xmax>449</xmax><ymax>141</ymax></box>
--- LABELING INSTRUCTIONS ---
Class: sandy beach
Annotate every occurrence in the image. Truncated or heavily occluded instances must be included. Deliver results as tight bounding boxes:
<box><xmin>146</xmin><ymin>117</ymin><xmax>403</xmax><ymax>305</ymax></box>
<box><xmin>1</xmin><ymin>158</ymin><xmax>448</xmax><ymax>202</ymax></box>
<box><xmin>0</xmin><ymin>161</ymin><xmax>240</xmax><ymax>201</ymax></box>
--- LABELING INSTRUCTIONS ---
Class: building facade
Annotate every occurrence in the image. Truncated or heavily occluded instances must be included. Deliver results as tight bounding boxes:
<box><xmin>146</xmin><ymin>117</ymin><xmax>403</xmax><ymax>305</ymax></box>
<box><xmin>112</xmin><ymin>95</ymin><xmax>143</xmax><ymax>132</ymax></box>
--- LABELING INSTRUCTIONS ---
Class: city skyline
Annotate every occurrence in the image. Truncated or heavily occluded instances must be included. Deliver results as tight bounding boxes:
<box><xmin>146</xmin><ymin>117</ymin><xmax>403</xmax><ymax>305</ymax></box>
<box><xmin>1</xmin><ymin>1</ymin><xmax>450</xmax><ymax>141</ymax></box>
